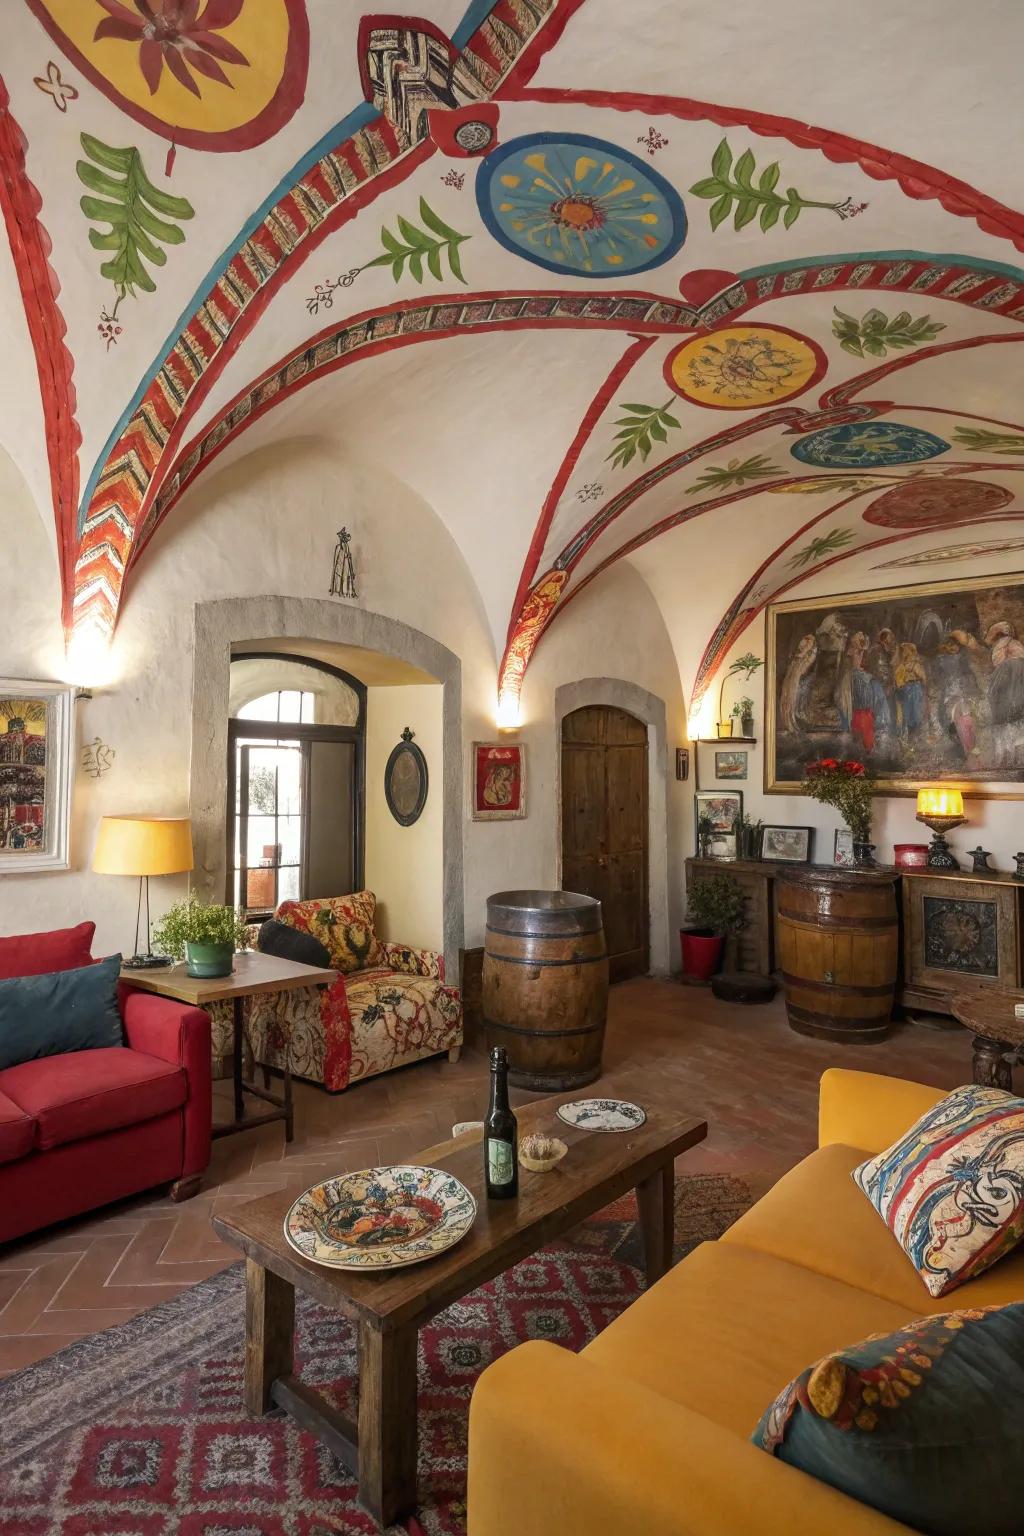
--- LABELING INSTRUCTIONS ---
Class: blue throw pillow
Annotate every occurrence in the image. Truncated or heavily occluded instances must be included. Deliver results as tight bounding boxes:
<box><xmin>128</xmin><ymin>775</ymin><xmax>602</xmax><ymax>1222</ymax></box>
<box><xmin>0</xmin><ymin>954</ymin><xmax>124</xmax><ymax>1070</ymax></box>
<box><xmin>753</xmin><ymin>1303</ymin><xmax>1024</xmax><ymax>1535</ymax></box>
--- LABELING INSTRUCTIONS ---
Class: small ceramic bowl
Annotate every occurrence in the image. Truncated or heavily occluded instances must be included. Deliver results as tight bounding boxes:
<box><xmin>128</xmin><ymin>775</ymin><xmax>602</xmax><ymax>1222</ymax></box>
<box><xmin>519</xmin><ymin>1133</ymin><xmax>568</xmax><ymax>1172</ymax></box>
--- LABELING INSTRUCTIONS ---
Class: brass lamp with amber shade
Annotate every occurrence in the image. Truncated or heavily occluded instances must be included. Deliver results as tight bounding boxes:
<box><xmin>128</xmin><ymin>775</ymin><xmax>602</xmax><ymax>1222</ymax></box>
<box><xmin>93</xmin><ymin>816</ymin><xmax>194</xmax><ymax>968</ymax></box>
<box><xmin>915</xmin><ymin>789</ymin><xmax>967</xmax><ymax>870</ymax></box>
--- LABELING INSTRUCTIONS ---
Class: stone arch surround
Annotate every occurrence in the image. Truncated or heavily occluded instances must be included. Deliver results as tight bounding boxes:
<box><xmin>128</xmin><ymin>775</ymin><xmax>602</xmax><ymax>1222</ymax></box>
<box><xmin>554</xmin><ymin>677</ymin><xmax>671</xmax><ymax>977</ymax></box>
<box><xmin>190</xmin><ymin>595</ymin><xmax>464</xmax><ymax>975</ymax></box>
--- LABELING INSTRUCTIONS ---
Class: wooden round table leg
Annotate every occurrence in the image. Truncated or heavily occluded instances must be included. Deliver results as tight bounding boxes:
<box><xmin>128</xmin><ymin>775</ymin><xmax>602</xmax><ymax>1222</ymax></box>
<box><xmin>972</xmin><ymin>1033</ymin><xmax>1013</xmax><ymax>1090</ymax></box>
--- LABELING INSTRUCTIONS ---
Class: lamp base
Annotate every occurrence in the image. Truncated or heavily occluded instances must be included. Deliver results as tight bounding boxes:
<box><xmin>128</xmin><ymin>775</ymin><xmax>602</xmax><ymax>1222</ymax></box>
<box><xmin>926</xmin><ymin>833</ymin><xmax>960</xmax><ymax>871</ymax></box>
<box><xmin>123</xmin><ymin>953</ymin><xmax>173</xmax><ymax>970</ymax></box>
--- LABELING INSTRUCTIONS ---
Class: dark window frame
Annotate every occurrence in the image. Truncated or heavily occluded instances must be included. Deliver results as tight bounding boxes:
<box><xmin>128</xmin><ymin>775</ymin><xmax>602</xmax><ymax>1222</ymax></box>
<box><xmin>226</xmin><ymin>653</ymin><xmax>367</xmax><ymax>917</ymax></box>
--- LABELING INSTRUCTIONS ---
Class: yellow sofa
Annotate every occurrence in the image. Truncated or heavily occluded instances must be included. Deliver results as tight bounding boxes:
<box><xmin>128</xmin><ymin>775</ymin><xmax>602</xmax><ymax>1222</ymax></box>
<box><xmin>468</xmin><ymin>1069</ymin><xmax>1024</xmax><ymax>1535</ymax></box>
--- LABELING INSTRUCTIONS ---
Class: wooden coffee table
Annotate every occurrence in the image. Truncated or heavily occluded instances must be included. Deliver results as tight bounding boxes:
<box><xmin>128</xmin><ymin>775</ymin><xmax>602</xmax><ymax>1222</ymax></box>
<box><xmin>211</xmin><ymin>1082</ymin><xmax>706</xmax><ymax>1527</ymax></box>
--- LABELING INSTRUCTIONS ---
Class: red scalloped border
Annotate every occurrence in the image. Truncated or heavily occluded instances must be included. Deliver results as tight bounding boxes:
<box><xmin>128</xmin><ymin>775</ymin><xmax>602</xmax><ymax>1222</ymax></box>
<box><xmin>0</xmin><ymin>76</ymin><xmax>80</xmax><ymax>617</ymax></box>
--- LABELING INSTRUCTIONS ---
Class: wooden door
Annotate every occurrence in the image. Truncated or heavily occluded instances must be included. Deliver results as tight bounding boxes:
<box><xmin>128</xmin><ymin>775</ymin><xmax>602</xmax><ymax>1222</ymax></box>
<box><xmin>561</xmin><ymin>705</ymin><xmax>649</xmax><ymax>981</ymax></box>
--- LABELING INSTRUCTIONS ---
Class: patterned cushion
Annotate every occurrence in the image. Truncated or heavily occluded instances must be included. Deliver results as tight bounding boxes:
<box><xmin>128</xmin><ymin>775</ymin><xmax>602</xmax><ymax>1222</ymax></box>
<box><xmin>277</xmin><ymin>892</ymin><xmax>383</xmax><ymax>974</ymax></box>
<box><xmin>852</xmin><ymin>1083</ymin><xmax>1024</xmax><ymax>1298</ymax></box>
<box><xmin>753</xmin><ymin>1303</ymin><xmax>1024</xmax><ymax>1536</ymax></box>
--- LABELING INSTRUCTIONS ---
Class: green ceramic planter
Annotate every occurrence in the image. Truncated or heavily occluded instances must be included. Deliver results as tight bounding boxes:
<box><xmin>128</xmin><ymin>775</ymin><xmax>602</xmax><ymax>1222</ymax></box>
<box><xmin>185</xmin><ymin>941</ymin><xmax>234</xmax><ymax>979</ymax></box>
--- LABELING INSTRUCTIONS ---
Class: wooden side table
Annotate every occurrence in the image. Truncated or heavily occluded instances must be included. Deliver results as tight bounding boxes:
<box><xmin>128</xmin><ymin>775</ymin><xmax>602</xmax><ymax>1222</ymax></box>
<box><xmin>121</xmin><ymin>951</ymin><xmax>336</xmax><ymax>1141</ymax></box>
<box><xmin>949</xmin><ymin>986</ymin><xmax>1024</xmax><ymax>1089</ymax></box>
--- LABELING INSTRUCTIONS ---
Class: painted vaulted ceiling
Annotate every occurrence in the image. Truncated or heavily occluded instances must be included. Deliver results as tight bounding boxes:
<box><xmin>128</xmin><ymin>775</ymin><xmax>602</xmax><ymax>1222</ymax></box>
<box><xmin>3</xmin><ymin>0</ymin><xmax>1024</xmax><ymax>723</ymax></box>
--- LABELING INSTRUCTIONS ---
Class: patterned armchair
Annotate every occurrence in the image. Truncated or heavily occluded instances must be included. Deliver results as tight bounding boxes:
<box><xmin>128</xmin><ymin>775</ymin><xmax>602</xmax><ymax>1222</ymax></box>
<box><xmin>210</xmin><ymin>892</ymin><xmax>462</xmax><ymax>1093</ymax></box>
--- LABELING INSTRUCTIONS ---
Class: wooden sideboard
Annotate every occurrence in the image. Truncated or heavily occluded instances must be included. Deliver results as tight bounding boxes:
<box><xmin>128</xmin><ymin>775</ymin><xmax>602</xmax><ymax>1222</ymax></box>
<box><xmin>685</xmin><ymin>857</ymin><xmax>1024</xmax><ymax>1015</ymax></box>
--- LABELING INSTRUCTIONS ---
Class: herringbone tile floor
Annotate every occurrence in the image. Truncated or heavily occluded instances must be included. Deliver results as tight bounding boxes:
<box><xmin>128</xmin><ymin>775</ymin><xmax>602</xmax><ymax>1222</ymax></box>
<box><xmin>0</xmin><ymin>979</ymin><xmax>975</xmax><ymax>1376</ymax></box>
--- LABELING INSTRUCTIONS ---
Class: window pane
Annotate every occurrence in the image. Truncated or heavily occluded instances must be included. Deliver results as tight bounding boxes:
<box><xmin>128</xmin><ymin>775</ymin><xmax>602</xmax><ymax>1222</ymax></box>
<box><xmin>277</xmin><ymin>814</ymin><xmax>302</xmax><ymax>864</ymax></box>
<box><xmin>277</xmin><ymin>690</ymin><xmax>303</xmax><ymax>723</ymax></box>
<box><xmin>278</xmin><ymin>865</ymin><xmax>300</xmax><ymax>903</ymax></box>
<box><xmin>245</xmin><ymin>815</ymin><xmax>278</xmax><ymax>865</ymax></box>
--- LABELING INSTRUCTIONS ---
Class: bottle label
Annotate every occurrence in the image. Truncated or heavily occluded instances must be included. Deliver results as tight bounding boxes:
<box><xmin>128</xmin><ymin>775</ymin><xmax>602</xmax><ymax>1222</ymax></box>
<box><xmin>488</xmin><ymin>1138</ymin><xmax>514</xmax><ymax>1186</ymax></box>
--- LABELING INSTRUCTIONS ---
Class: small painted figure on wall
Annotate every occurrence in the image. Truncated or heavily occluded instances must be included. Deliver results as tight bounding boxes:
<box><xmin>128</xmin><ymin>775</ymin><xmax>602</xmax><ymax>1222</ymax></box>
<box><xmin>330</xmin><ymin>528</ymin><xmax>357</xmax><ymax>599</ymax></box>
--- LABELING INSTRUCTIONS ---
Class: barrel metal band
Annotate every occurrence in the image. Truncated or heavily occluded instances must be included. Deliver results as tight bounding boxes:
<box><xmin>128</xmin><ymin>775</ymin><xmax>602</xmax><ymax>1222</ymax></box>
<box><xmin>777</xmin><ymin>907</ymin><xmax>895</xmax><ymax>931</ymax></box>
<box><xmin>786</xmin><ymin>1001</ymin><xmax>891</xmax><ymax>1032</ymax></box>
<box><xmin>484</xmin><ymin>951</ymin><xmax>605</xmax><ymax>968</ymax></box>
<box><xmin>781</xmin><ymin>972</ymin><xmax>895</xmax><ymax>998</ymax></box>
<box><xmin>485</xmin><ymin>922</ymin><xmax>602</xmax><ymax>939</ymax></box>
<box><xmin>485</xmin><ymin>1018</ymin><xmax>599</xmax><ymax>1039</ymax></box>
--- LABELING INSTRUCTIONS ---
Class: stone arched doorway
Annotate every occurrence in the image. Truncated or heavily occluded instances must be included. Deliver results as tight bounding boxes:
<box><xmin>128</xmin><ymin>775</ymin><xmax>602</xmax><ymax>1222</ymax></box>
<box><xmin>189</xmin><ymin>595</ymin><xmax>464</xmax><ymax>976</ymax></box>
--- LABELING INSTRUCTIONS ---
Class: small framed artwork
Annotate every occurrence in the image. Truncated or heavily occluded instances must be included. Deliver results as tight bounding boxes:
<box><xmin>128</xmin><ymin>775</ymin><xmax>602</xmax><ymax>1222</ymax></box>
<box><xmin>0</xmin><ymin>679</ymin><xmax>75</xmax><ymax>872</ymax></box>
<box><xmin>762</xmin><ymin>824</ymin><xmax>814</xmax><ymax>864</ymax></box>
<box><xmin>675</xmin><ymin>747</ymin><xmax>689</xmax><ymax>782</ymax></box>
<box><xmin>707</xmin><ymin>832</ymin><xmax>737</xmax><ymax>861</ymax></box>
<box><xmin>714</xmin><ymin>749</ymin><xmax>748</xmax><ymax>781</ymax></box>
<box><xmin>695</xmin><ymin>790</ymin><xmax>742</xmax><ymax>836</ymax></box>
<box><xmin>834</xmin><ymin>829</ymin><xmax>854</xmax><ymax>867</ymax></box>
<box><xmin>473</xmin><ymin>742</ymin><xmax>526</xmax><ymax>820</ymax></box>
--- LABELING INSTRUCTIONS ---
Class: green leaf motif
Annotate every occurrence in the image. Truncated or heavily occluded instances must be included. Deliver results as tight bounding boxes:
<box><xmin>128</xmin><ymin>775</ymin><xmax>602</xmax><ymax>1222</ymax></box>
<box><xmin>77</xmin><ymin>133</ymin><xmax>194</xmax><ymax>300</ymax></box>
<box><xmin>831</xmin><ymin>306</ymin><xmax>945</xmax><ymax>359</ymax></box>
<box><xmin>952</xmin><ymin>425</ymin><xmax>1024</xmax><ymax>455</ymax></box>
<box><xmin>685</xmin><ymin>454</ymin><xmax>781</xmax><ymax>496</ymax></box>
<box><xmin>364</xmin><ymin>197</ymin><xmax>470</xmax><ymax>286</ymax></box>
<box><xmin>606</xmin><ymin>400</ymin><xmax>681</xmax><ymax>471</ymax></box>
<box><xmin>787</xmin><ymin>526</ymin><xmax>856</xmax><ymax>569</ymax></box>
<box><xmin>689</xmin><ymin>140</ymin><xmax>855</xmax><ymax>235</ymax></box>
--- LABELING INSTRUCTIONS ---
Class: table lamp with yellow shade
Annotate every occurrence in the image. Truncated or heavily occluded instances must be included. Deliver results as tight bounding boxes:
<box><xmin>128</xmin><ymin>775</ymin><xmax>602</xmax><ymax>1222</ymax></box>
<box><xmin>915</xmin><ymin>788</ymin><xmax>967</xmax><ymax>870</ymax></box>
<box><xmin>93</xmin><ymin>816</ymin><xmax>194</xmax><ymax>968</ymax></box>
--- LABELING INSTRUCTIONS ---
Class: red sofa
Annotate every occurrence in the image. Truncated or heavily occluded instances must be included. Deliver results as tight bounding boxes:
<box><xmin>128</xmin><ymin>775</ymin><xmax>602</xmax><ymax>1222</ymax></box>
<box><xmin>0</xmin><ymin>922</ymin><xmax>212</xmax><ymax>1245</ymax></box>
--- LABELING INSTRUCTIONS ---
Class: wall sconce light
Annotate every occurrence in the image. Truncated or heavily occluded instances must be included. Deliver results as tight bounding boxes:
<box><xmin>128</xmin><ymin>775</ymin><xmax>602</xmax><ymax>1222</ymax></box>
<box><xmin>915</xmin><ymin>788</ymin><xmax>967</xmax><ymax>869</ymax></box>
<box><xmin>495</xmin><ymin>690</ymin><xmax>521</xmax><ymax>731</ymax></box>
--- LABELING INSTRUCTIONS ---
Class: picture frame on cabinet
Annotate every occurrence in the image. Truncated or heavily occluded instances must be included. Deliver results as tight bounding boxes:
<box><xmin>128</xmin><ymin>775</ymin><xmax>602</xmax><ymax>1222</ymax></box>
<box><xmin>834</xmin><ymin>829</ymin><xmax>854</xmax><ymax>867</ymax></box>
<box><xmin>0</xmin><ymin>679</ymin><xmax>75</xmax><ymax>872</ymax></box>
<box><xmin>761</xmin><ymin>824</ymin><xmax>814</xmax><ymax>864</ymax></box>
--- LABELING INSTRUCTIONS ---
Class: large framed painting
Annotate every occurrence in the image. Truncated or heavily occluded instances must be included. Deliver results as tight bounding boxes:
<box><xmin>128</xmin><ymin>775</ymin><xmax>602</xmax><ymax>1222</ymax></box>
<box><xmin>472</xmin><ymin>743</ymin><xmax>526</xmax><ymax>820</ymax></box>
<box><xmin>766</xmin><ymin>575</ymin><xmax>1024</xmax><ymax>796</ymax></box>
<box><xmin>0</xmin><ymin>680</ymin><xmax>75</xmax><ymax>872</ymax></box>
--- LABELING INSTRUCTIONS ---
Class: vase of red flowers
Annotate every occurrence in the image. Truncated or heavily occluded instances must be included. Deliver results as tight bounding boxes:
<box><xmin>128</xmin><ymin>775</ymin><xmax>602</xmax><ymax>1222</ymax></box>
<box><xmin>805</xmin><ymin>758</ymin><xmax>876</xmax><ymax>866</ymax></box>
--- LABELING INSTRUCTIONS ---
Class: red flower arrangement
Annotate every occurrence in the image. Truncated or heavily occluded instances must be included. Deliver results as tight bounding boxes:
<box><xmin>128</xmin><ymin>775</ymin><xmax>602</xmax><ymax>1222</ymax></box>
<box><xmin>805</xmin><ymin>757</ymin><xmax>874</xmax><ymax>842</ymax></box>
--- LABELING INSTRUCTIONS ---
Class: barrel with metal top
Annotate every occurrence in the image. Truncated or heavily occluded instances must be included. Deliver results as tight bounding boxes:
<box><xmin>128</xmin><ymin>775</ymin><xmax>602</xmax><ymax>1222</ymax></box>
<box><xmin>776</xmin><ymin>866</ymin><xmax>899</xmax><ymax>1042</ymax></box>
<box><xmin>482</xmin><ymin>889</ymin><xmax>609</xmax><ymax>1090</ymax></box>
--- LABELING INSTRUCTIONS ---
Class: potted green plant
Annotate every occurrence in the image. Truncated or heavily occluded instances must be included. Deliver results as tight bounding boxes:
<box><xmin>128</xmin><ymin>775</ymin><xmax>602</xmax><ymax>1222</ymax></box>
<box><xmin>738</xmin><ymin>696</ymin><xmax>755</xmax><ymax>737</ymax></box>
<box><xmin>151</xmin><ymin>895</ymin><xmax>249</xmax><ymax>979</ymax></box>
<box><xmin>681</xmin><ymin>874</ymin><xmax>746</xmax><ymax>981</ymax></box>
<box><xmin>717</xmin><ymin>652</ymin><xmax>762</xmax><ymax>739</ymax></box>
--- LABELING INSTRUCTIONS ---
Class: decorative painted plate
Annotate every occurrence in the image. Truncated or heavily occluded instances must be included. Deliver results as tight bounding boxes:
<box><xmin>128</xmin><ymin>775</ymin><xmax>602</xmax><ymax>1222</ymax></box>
<box><xmin>556</xmin><ymin>1098</ymin><xmax>647</xmax><ymax>1133</ymax></box>
<box><xmin>284</xmin><ymin>1165</ymin><xmax>476</xmax><ymax>1271</ymax></box>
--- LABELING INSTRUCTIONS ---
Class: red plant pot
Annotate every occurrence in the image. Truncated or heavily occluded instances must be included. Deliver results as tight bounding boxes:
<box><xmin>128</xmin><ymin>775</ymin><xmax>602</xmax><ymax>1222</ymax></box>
<box><xmin>680</xmin><ymin>928</ymin><xmax>724</xmax><ymax>982</ymax></box>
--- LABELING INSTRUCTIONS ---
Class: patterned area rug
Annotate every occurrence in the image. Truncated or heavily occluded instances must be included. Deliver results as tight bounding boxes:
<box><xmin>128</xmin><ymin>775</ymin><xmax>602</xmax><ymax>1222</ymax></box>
<box><xmin>0</xmin><ymin>1174</ymin><xmax>752</xmax><ymax>1536</ymax></box>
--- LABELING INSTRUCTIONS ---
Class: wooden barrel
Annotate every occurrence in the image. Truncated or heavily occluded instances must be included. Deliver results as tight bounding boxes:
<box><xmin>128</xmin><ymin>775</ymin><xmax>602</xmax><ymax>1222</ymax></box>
<box><xmin>483</xmin><ymin>890</ymin><xmax>609</xmax><ymax>1090</ymax></box>
<box><xmin>776</xmin><ymin>867</ymin><xmax>899</xmax><ymax>1042</ymax></box>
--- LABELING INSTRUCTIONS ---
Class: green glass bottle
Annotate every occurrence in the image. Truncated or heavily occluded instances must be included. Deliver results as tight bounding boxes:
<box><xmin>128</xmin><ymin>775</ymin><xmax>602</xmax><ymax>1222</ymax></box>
<box><xmin>484</xmin><ymin>1046</ymin><xmax>518</xmax><ymax>1199</ymax></box>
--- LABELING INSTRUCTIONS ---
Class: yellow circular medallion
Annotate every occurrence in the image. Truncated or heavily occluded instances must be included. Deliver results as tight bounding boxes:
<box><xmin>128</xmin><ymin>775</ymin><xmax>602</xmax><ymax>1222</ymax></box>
<box><xmin>665</xmin><ymin>324</ymin><xmax>826</xmax><ymax>410</ymax></box>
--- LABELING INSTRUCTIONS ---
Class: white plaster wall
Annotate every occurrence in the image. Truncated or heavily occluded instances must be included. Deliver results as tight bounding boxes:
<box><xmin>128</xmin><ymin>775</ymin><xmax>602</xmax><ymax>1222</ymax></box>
<box><xmin>463</xmin><ymin>561</ymin><xmax>691</xmax><ymax>959</ymax></box>
<box><xmin>364</xmin><ymin>684</ymin><xmax>444</xmax><ymax>952</ymax></box>
<box><xmin>0</xmin><ymin>438</ymin><xmax>688</xmax><ymax>973</ymax></box>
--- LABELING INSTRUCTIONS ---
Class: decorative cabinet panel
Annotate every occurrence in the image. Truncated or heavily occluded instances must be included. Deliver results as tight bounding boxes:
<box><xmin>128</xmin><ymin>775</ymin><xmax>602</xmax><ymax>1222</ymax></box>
<box><xmin>900</xmin><ymin>871</ymin><xmax>1024</xmax><ymax>1013</ymax></box>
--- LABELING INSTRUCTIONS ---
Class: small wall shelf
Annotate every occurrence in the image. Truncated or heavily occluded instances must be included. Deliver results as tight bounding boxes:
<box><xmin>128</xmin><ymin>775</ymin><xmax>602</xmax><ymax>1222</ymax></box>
<box><xmin>695</xmin><ymin>736</ymin><xmax>757</xmax><ymax>745</ymax></box>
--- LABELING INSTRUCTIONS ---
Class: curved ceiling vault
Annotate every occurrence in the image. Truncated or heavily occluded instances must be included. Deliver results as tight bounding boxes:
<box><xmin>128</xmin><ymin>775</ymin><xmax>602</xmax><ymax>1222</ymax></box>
<box><xmin>3</xmin><ymin>0</ymin><xmax>1024</xmax><ymax>721</ymax></box>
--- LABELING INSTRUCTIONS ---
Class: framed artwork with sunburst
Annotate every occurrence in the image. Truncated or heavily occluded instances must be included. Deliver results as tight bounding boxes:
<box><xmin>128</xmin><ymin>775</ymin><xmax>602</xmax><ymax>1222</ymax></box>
<box><xmin>765</xmin><ymin>575</ymin><xmax>1024</xmax><ymax>797</ymax></box>
<box><xmin>0</xmin><ymin>680</ymin><xmax>76</xmax><ymax>871</ymax></box>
